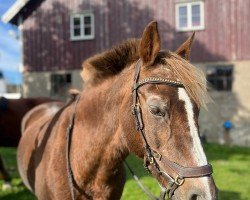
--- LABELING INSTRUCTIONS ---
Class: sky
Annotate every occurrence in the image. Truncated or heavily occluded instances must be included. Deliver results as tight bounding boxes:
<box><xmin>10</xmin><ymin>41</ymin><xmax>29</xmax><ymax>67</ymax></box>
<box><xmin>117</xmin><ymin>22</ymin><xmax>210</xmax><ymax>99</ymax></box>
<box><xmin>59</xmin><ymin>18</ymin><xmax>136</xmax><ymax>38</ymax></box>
<box><xmin>0</xmin><ymin>1</ymin><xmax>22</xmax><ymax>85</ymax></box>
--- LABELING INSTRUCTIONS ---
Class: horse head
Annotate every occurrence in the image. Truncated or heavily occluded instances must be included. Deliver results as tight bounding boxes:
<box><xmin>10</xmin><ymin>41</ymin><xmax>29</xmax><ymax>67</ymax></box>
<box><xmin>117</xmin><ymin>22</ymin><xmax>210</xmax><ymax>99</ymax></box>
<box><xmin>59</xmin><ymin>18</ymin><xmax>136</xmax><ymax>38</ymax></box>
<box><xmin>124</xmin><ymin>21</ymin><xmax>217</xmax><ymax>200</ymax></box>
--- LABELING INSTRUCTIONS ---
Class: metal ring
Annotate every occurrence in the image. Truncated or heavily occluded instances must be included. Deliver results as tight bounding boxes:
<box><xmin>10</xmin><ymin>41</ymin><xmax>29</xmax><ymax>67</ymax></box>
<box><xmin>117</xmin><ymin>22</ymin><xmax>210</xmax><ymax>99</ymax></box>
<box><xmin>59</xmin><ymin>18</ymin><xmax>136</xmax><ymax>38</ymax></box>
<box><xmin>174</xmin><ymin>176</ymin><xmax>185</xmax><ymax>186</ymax></box>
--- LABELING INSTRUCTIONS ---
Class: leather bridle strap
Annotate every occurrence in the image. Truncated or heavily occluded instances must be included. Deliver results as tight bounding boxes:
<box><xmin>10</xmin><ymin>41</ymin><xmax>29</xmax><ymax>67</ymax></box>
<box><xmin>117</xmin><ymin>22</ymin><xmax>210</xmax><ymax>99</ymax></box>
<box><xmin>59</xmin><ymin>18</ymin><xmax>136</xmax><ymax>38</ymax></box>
<box><xmin>132</xmin><ymin>60</ymin><xmax>213</xmax><ymax>199</ymax></box>
<box><xmin>134</xmin><ymin>77</ymin><xmax>184</xmax><ymax>91</ymax></box>
<box><xmin>160</xmin><ymin>157</ymin><xmax>213</xmax><ymax>178</ymax></box>
<box><xmin>66</xmin><ymin>95</ymin><xmax>81</xmax><ymax>200</ymax></box>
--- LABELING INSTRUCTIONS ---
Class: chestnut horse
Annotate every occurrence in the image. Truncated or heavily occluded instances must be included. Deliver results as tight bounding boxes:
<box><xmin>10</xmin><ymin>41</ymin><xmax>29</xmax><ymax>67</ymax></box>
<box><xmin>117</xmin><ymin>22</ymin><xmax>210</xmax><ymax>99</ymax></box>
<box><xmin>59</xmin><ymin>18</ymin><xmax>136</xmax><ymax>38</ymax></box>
<box><xmin>18</xmin><ymin>21</ymin><xmax>217</xmax><ymax>200</ymax></box>
<box><xmin>0</xmin><ymin>97</ymin><xmax>60</xmax><ymax>147</ymax></box>
<box><xmin>0</xmin><ymin>97</ymin><xmax>60</xmax><ymax>186</ymax></box>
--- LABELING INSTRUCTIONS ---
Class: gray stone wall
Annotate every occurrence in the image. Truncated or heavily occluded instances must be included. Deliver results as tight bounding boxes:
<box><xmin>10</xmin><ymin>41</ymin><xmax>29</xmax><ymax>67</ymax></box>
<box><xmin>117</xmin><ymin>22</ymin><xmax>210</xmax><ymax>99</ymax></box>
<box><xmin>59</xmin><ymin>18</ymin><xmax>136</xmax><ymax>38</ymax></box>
<box><xmin>22</xmin><ymin>70</ymin><xmax>82</xmax><ymax>100</ymax></box>
<box><xmin>197</xmin><ymin>60</ymin><xmax>250</xmax><ymax>146</ymax></box>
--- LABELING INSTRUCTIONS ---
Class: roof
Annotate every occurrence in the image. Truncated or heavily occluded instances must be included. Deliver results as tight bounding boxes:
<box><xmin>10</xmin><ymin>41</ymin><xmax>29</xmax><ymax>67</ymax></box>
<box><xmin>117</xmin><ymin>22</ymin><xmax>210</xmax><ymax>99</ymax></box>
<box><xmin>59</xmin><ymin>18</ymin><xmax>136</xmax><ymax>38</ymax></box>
<box><xmin>2</xmin><ymin>0</ymin><xmax>31</xmax><ymax>25</ymax></box>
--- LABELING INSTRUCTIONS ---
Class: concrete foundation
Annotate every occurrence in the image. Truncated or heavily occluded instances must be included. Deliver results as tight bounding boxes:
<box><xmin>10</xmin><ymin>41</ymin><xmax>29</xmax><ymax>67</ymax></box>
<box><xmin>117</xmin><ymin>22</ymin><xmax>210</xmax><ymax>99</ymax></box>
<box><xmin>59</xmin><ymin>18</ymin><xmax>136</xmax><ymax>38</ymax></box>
<box><xmin>197</xmin><ymin>60</ymin><xmax>250</xmax><ymax>146</ymax></box>
<box><xmin>22</xmin><ymin>70</ymin><xmax>82</xmax><ymax>100</ymax></box>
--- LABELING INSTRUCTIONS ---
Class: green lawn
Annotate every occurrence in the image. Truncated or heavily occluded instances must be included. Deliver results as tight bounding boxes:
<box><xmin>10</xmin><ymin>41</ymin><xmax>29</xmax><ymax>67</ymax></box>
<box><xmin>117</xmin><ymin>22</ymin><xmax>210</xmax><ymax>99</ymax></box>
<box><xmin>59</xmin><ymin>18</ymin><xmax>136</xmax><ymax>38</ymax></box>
<box><xmin>0</xmin><ymin>143</ymin><xmax>250</xmax><ymax>200</ymax></box>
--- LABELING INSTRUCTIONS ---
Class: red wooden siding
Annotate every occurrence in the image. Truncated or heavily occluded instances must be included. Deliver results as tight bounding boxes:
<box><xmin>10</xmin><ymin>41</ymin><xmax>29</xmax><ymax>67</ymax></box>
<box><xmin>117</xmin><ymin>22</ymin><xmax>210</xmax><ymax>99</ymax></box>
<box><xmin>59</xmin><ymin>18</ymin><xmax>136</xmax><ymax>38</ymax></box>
<box><xmin>21</xmin><ymin>0</ymin><xmax>250</xmax><ymax>72</ymax></box>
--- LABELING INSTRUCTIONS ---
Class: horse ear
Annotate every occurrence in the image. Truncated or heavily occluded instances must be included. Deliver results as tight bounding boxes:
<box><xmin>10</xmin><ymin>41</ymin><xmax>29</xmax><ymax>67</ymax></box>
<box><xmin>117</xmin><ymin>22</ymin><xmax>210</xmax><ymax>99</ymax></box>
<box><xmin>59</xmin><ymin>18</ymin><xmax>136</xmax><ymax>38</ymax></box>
<box><xmin>175</xmin><ymin>32</ymin><xmax>195</xmax><ymax>60</ymax></box>
<box><xmin>139</xmin><ymin>21</ymin><xmax>161</xmax><ymax>66</ymax></box>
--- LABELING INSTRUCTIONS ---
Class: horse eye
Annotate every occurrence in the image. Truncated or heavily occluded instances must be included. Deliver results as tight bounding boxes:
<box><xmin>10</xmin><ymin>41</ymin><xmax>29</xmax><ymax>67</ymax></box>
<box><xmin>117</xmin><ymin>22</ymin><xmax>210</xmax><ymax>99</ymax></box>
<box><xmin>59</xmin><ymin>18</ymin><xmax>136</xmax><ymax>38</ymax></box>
<box><xmin>149</xmin><ymin>105</ymin><xmax>165</xmax><ymax>117</ymax></box>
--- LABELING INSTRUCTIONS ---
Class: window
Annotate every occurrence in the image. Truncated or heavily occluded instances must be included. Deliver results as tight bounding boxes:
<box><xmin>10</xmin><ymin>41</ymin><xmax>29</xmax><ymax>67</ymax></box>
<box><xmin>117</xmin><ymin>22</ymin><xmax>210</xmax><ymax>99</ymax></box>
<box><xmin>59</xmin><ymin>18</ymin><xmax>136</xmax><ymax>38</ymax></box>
<box><xmin>206</xmin><ymin>65</ymin><xmax>233</xmax><ymax>91</ymax></box>
<box><xmin>176</xmin><ymin>1</ymin><xmax>204</xmax><ymax>31</ymax></box>
<box><xmin>70</xmin><ymin>12</ymin><xmax>94</xmax><ymax>40</ymax></box>
<box><xmin>51</xmin><ymin>73</ymin><xmax>72</xmax><ymax>95</ymax></box>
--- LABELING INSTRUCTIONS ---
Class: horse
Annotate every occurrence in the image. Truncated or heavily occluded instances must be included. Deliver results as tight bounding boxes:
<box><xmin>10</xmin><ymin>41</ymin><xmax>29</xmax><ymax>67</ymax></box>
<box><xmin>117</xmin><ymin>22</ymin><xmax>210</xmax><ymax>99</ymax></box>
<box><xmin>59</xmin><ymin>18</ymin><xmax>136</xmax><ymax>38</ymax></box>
<box><xmin>0</xmin><ymin>96</ymin><xmax>61</xmax><ymax>187</ymax></box>
<box><xmin>17</xmin><ymin>21</ymin><xmax>217</xmax><ymax>200</ymax></box>
<box><xmin>0</xmin><ymin>97</ymin><xmax>61</xmax><ymax>147</ymax></box>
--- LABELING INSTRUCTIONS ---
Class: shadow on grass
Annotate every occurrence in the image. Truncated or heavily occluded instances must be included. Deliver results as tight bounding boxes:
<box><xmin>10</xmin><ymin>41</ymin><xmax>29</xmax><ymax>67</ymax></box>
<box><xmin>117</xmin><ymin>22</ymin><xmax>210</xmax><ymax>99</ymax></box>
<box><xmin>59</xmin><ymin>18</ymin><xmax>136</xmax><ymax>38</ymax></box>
<box><xmin>229</xmin><ymin>168</ymin><xmax>249</xmax><ymax>175</ymax></box>
<box><xmin>0</xmin><ymin>189</ymin><xmax>35</xmax><ymax>200</ymax></box>
<box><xmin>219</xmin><ymin>190</ymin><xmax>241</xmax><ymax>200</ymax></box>
<box><xmin>203</xmin><ymin>143</ymin><xmax>250</xmax><ymax>162</ymax></box>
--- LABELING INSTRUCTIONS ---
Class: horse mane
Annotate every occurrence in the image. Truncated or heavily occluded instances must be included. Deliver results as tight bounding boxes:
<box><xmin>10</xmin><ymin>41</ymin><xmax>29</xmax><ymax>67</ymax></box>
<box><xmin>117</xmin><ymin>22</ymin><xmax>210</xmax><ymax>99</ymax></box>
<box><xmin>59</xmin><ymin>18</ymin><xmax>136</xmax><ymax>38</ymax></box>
<box><xmin>81</xmin><ymin>40</ymin><xmax>209</xmax><ymax>108</ymax></box>
<box><xmin>81</xmin><ymin>39</ymin><xmax>140</xmax><ymax>87</ymax></box>
<box><xmin>162</xmin><ymin>52</ymin><xmax>210</xmax><ymax>108</ymax></box>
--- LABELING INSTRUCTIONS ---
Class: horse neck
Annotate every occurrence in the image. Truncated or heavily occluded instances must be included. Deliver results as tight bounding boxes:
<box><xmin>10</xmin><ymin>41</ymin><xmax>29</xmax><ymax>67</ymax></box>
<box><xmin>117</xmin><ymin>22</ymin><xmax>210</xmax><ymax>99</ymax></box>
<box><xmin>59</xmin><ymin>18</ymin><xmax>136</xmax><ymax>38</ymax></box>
<box><xmin>71</xmin><ymin>68</ymin><xmax>134</xmax><ymax>177</ymax></box>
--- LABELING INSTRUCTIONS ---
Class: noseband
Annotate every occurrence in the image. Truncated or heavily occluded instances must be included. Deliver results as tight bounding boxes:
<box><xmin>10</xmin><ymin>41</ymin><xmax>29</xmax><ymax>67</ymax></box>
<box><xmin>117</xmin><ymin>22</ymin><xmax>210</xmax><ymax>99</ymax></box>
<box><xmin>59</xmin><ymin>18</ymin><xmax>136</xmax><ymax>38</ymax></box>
<box><xmin>132</xmin><ymin>60</ymin><xmax>213</xmax><ymax>199</ymax></box>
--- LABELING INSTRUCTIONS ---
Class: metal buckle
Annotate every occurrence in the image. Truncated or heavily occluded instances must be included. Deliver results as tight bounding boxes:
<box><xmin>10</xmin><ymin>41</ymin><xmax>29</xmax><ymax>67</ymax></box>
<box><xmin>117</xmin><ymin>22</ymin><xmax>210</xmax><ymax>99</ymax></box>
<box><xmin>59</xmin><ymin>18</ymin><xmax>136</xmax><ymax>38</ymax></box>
<box><xmin>174</xmin><ymin>176</ymin><xmax>184</xmax><ymax>186</ymax></box>
<box><xmin>152</xmin><ymin>150</ymin><xmax>162</xmax><ymax>160</ymax></box>
<box><xmin>149</xmin><ymin>157</ymin><xmax>154</xmax><ymax>164</ymax></box>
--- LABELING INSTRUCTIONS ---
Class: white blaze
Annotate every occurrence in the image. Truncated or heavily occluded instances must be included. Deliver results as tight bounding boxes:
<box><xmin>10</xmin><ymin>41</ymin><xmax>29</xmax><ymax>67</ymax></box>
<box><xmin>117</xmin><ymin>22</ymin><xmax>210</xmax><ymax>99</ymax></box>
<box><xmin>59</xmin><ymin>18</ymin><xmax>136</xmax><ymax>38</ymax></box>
<box><xmin>178</xmin><ymin>88</ymin><xmax>207</xmax><ymax>165</ymax></box>
<box><xmin>178</xmin><ymin>88</ymin><xmax>212</xmax><ymax>199</ymax></box>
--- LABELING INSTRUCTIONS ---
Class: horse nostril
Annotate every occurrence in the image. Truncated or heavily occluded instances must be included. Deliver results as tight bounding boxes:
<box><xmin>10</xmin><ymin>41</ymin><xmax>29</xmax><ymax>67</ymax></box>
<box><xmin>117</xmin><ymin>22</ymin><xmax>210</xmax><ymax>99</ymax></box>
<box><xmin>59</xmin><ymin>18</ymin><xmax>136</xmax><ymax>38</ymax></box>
<box><xmin>188</xmin><ymin>190</ymin><xmax>205</xmax><ymax>200</ymax></box>
<box><xmin>190</xmin><ymin>194</ymin><xmax>201</xmax><ymax>200</ymax></box>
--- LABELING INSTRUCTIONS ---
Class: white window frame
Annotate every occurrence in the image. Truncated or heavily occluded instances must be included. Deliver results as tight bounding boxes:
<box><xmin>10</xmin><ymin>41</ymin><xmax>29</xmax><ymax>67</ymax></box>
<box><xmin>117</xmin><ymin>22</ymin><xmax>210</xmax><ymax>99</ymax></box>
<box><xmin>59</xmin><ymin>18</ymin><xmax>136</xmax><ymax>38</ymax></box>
<box><xmin>70</xmin><ymin>12</ymin><xmax>95</xmax><ymax>41</ymax></box>
<box><xmin>176</xmin><ymin>1</ymin><xmax>204</xmax><ymax>32</ymax></box>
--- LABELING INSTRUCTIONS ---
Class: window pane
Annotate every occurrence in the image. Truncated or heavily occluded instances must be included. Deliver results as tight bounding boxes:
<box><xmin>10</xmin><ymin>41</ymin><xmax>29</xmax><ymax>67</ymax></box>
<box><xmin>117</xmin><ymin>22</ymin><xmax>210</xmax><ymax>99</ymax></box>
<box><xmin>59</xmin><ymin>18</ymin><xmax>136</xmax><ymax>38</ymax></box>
<box><xmin>179</xmin><ymin>18</ymin><xmax>188</xmax><ymax>28</ymax></box>
<box><xmin>179</xmin><ymin>6</ymin><xmax>187</xmax><ymax>16</ymax></box>
<box><xmin>51</xmin><ymin>74</ymin><xmax>71</xmax><ymax>95</ymax></box>
<box><xmin>73</xmin><ymin>17</ymin><xmax>81</xmax><ymax>36</ymax></box>
<box><xmin>192</xmin><ymin>5</ymin><xmax>200</xmax><ymax>15</ymax></box>
<box><xmin>192</xmin><ymin>16</ymin><xmax>200</xmax><ymax>26</ymax></box>
<box><xmin>73</xmin><ymin>17</ymin><xmax>81</xmax><ymax>26</ymax></box>
<box><xmin>74</xmin><ymin>28</ymin><xmax>81</xmax><ymax>36</ymax></box>
<box><xmin>179</xmin><ymin>6</ymin><xmax>187</xmax><ymax>28</ymax></box>
<box><xmin>192</xmin><ymin>5</ymin><xmax>200</xmax><ymax>26</ymax></box>
<box><xmin>206</xmin><ymin>66</ymin><xmax>233</xmax><ymax>91</ymax></box>
<box><xmin>66</xmin><ymin>74</ymin><xmax>71</xmax><ymax>83</ymax></box>
<box><xmin>84</xmin><ymin>27</ymin><xmax>91</xmax><ymax>35</ymax></box>
<box><xmin>84</xmin><ymin>16</ymin><xmax>91</xmax><ymax>25</ymax></box>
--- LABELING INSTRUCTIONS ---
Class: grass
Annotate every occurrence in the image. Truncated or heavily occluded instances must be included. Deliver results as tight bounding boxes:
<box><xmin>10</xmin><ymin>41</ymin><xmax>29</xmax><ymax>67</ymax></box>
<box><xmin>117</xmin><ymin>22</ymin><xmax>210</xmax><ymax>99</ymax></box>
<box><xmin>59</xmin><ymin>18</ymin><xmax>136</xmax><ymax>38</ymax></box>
<box><xmin>0</xmin><ymin>143</ymin><xmax>250</xmax><ymax>200</ymax></box>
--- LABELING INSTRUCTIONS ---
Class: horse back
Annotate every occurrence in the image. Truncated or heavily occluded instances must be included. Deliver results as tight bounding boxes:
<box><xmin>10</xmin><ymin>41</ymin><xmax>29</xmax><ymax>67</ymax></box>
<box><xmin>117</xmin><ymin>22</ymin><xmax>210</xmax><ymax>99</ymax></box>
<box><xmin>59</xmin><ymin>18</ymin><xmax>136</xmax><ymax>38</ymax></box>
<box><xmin>21</xmin><ymin>101</ymin><xmax>64</xmax><ymax>134</ymax></box>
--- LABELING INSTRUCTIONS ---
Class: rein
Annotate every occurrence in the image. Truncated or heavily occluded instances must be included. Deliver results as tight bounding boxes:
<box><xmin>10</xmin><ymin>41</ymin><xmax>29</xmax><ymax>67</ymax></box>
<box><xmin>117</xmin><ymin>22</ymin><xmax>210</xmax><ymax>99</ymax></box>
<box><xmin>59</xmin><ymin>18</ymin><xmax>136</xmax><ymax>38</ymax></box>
<box><xmin>131</xmin><ymin>60</ymin><xmax>213</xmax><ymax>199</ymax></box>
<box><xmin>66</xmin><ymin>95</ymin><xmax>81</xmax><ymax>200</ymax></box>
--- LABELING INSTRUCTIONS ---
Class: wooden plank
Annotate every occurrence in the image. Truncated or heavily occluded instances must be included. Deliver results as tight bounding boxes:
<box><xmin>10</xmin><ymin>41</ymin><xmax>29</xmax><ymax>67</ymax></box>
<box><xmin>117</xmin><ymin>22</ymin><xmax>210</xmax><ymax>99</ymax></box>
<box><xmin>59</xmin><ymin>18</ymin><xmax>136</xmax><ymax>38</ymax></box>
<box><xmin>21</xmin><ymin>0</ymin><xmax>250</xmax><ymax>72</ymax></box>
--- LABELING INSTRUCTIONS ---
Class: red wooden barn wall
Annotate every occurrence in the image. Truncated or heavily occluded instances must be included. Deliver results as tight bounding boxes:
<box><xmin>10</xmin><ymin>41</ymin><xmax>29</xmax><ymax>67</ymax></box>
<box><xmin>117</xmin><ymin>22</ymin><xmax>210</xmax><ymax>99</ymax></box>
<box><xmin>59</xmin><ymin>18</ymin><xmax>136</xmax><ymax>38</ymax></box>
<box><xmin>22</xmin><ymin>0</ymin><xmax>250</xmax><ymax>72</ymax></box>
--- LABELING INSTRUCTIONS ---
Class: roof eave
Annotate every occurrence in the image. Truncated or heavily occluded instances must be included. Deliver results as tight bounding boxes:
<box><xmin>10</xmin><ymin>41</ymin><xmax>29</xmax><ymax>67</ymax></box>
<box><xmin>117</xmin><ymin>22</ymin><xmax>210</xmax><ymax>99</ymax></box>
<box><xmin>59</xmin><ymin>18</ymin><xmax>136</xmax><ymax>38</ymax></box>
<box><xmin>2</xmin><ymin>0</ymin><xmax>31</xmax><ymax>25</ymax></box>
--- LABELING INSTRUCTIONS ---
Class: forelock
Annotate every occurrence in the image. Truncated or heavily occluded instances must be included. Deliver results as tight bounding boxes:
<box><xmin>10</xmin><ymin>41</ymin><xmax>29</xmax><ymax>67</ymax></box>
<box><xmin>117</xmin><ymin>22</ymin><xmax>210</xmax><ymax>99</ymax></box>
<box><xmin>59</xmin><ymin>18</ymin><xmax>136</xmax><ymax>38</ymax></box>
<box><xmin>162</xmin><ymin>52</ymin><xmax>211</xmax><ymax>108</ymax></box>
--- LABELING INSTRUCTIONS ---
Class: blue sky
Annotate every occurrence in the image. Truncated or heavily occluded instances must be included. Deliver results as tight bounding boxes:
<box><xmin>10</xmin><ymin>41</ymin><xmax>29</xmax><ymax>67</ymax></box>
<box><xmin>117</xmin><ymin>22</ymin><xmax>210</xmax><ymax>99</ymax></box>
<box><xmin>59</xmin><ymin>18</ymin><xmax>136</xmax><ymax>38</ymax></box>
<box><xmin>0</xmin><ymin>1</ymin><xmax>22</xmax><ymax>85</ymax></box>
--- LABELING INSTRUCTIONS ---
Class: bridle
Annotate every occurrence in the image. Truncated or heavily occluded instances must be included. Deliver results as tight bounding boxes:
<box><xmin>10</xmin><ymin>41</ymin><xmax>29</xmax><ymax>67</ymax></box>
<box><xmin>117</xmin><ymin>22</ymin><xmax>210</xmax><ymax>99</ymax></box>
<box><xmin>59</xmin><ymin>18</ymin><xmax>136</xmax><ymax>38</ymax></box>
<box><xmin>65</xmin><ymin>59</ymin><xmax>213</xmax><ymax>200</ymax></box>
<box><xmin>132</xmin><ymin>60</ymin><xmax>213</xmax><ymax>199</ymax></box>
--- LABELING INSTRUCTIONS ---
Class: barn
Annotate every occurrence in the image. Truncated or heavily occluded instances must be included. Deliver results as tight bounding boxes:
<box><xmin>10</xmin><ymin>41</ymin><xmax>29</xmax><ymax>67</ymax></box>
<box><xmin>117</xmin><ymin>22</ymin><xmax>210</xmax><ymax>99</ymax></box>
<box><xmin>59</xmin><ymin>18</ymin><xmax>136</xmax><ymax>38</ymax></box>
<box><xmin>2</xmin><ymin>0</ymin><xmax>250</xmax><ymax>146</ymax></box>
